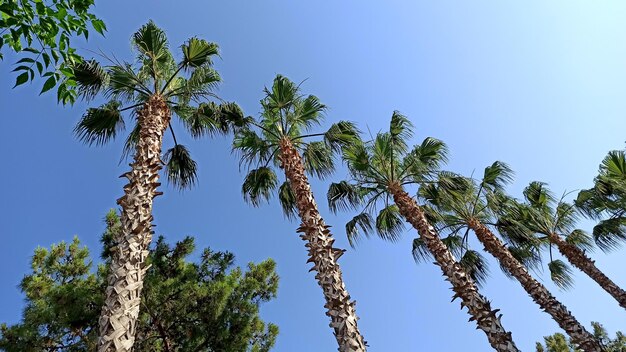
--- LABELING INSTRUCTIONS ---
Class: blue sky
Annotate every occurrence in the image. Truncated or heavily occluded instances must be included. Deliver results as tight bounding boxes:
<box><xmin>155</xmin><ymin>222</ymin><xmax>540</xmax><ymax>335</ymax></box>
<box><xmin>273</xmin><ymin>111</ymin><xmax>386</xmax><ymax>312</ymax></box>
<box><xmin>1</xmin><ymin>1</ymin><xmax>625</xmax><ymax>351</ymax></box>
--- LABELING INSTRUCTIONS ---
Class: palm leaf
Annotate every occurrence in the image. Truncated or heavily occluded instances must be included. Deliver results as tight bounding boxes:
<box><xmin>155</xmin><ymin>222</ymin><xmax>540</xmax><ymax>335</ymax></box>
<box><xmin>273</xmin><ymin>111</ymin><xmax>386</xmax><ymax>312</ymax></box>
<box><xmin>346</xmin><ymin>213</ymin><xmax>374</xmax><ymax>247</ymax></box>
<box><xmin>412</xmin><ymin>237</ymin><xmax>432</xmax><ymax>263</ymax></box>
<box><xmin>180</xmin><ymin>37</ymin><xmax>219</xmax><ymax>69</ymax></box>
<box><xmin>73</xmin><ymin>59</ymin><xmax>109</xmax><ymax>100</ymax></box>
<box><xmin>375</xmin><ymin>204</ymin><xmax>404</xmax><ymax>242</ymax></box>
<box><xmin>592</xmin><ymin>218</ymin><xmax>626</xmax><ymax>252</ymax></box>
<box><xmin>278</xmin><ymin>181</ymin><xmax>297</xmax><ymax>219</ymax></box>
<box><xmin>233</xmin><ymin>129</ymin><xmax>273</xmax><ymax>167</ymax></box>
<box><xmin>324</xmin><ymin>121</ymin><xmax>359</xmax><ymax>152</ymax></box>
<box><xmin>241</xmin><ymin>167</ymin><xmax>278</xmax><ymax>206</ymax></box>
<box><xmin>301</xmin><ymin>141</ymin><xmax>334</xmax><ymax>179</ymax></box>
<box><xmin>565</xmin><ymin>229</ymin><xmax>595</xmax><ymax>252</ymax></box>
<box><xmin>601</xmin><ymin>150</ymin><xmax>626</xmax><ymax>179</ymax></box>
<box><xmin>483</xmin><ymin>161</ymin><xmax>514</xmax><ymax>190</ymax></box>
<box><xmin>74</xmin><ymin>100</ymin><xmax>124</xmax><ymax>146</ymax></box>
<box><xmin>163</xmin><ymin>144</ymin><xmax>198</xmax><ymax>190</ymax></box>
<box><xmin>132</xmin><ymin>20</ymin><xmax>169</xmax><ymax>61</ymax></box>
<box><xmin>389</xmin><ymin>111</ymin><xmax>413</xmax><ymax>154</ymax></box>
<box><xmin>327</xmin><ymin>181</ymin><xmax>364</xmax><ymax>213</ymax></box>
<box><xmin>459</xmin><ymin>250</ymin><xmax>490</xmax><ymax>288</ymax></box>
<box><xmin>548</xmin><ymin>259</ymin><xmax>575</xmax><ymax>290</ymax></box>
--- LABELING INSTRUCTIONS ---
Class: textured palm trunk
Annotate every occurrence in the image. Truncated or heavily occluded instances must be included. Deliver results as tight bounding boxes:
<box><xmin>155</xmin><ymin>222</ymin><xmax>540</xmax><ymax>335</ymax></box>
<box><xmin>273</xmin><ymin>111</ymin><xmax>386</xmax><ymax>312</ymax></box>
<box><xmin>548</xmin><ymin>232</ymin><xmax>626</xmax><ymax>310</ymax></box>
<box><xmin>387</xmin><ymin>183</ymin><xmax>519</xmax><ymax>352</ymax></box>
<box><xmin>468</xmin><ymin>219</ymin><xmax>602</xmax><ymax>351</ymax></box>
<box><xmin>97</xmin><ymin>95</ymin><xmax>171</xmax><ymax>352</ymax></box>
<box><xmin>279</xmin><ymin>139</ymin><xmax>367</xmax><ymax>352</ymax></box>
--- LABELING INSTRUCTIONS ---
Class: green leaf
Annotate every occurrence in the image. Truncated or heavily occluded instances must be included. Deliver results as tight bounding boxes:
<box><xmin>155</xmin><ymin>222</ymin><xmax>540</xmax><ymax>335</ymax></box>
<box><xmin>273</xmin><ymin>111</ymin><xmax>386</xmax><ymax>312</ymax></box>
<box><xmin>74</xmin><ymin>100</ymin><xmax>124</xmax><ymax>145</ymax></box>
<box><xmin>13</xmin><ymin>72</ymin><xmax>28</xmax><ymax>87</ymax></box>
<box><xmin>241</xmin><ymin>167</ymin><xmax>278</xmax><ymax>207</ymax></box>
<box><xmin>163</xmin><ymin>144</ymin><xmax>198</xmax><ymax>190</ymax></box>
<box><xmin>180</xmin><ymin>37</ymin><xmax>219</xmax><ymax>69</ymax></box>
<box><xmin>375</xmin><ymin>204</ymin><xmax>404</xmax><ymax>242</ymax></box>
<box><xmin>39</xmin><ymin>75</ymin><xmax>56</xmax><ymax>94</ymax></box>
<box><xmin>346</xmin><ymin>212</ymin><xmax>373</xmax><ymax>247</ymax></box>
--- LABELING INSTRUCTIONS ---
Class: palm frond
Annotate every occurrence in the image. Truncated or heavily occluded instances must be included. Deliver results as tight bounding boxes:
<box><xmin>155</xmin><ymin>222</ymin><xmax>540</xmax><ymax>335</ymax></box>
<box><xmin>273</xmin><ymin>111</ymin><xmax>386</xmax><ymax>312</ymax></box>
<box><xmin>170</xmin><ymin>65</ymin><xmax>221</xmax><ymax>102</ymax></box>
<box><xmin>302</xmin><ymin>141</ymin><xmax>334</xmax><ymax>179</ymax></box>
<box><xmin>163</xmin><ymin>144</ymin><xmax>198</xmax><ymax>190</ymax></box>
<box><xmin>241</xmin><ymin>167</ymin><xmax>278</xmax><ymax>206</ymax></box>
<box><xmin>601</xmin><ymin>150</ymin><xmax>626</xmax><ymax>179</ymax></box>
<box><xmin>327</xmin><ymin>181</ymin><xmax>365</xmax><ymax>213</ymax></box>
<box><xmin>548</xmin><ymin>259</ymin><xmax>575</xmax><ymax>290</ymax></box>
<box><xmin>459</xmin><ymin>250</ymin><xmax>490</xmax><ymax>288</ymax></box>
<box><xmin>290</xmin><ymin>94</ymin><xmax>325</xmax><ymax>134</ymax></box>
<box><xmin>524</xmin><ymin>181</ymin><xmax>554</xmax><ymax>209</ymax></box>
<box><xmin>132</xmin><ymin>20</ymin><xmax>169</xmax><ymax>62</ymax></box>
<box><xmin>176</xmin><ymin>102</ymin><xmax>228</xmax><ymax>138</ymax></box>
<box><xmin>72</xmin><ymin>59</ymin><xmax>109</xmax><ymax>100</ymax></box>
<box><xmin>278</xmin><ymin>181</ymin><xmax>297</xmax><ymax>220</ymax></box>
<box><xmin>180</xmin><ymin>37</ymin><xmax>219</xmax><ymax>69</ymax></box>
<box><xmin>233</xmin><ymin>129</ymin><xmax>273</xmax><ymax>168</ymax></box>
<box><xmin>346</xmin><ymin>212</ymin><xmax>374</xmax><ymax>247</ymax></box>
<box><xmin>440</xmin><ymin>234</ymin><xmax>464</xmax><ymax>258</ymax></box>
<box><xmin>389</xmin><ymin>111</ymin><xmax>413</xmax><ymax>154</ymax></box>
<box><xmin>483</xmin><ymin>161</ymin><xmax>514</xmax><ymax>190</ymax></box>
<box><xmin>565</xmin><ymin>229</ymin><xmax>595</xmax><ymax>252</ymax></box>
<box><xmin>503</xmin><ymin>245</ymin><xmax>542</xmax><ymax>278</ymax></box>
<box><xmin>412</xmin><ymin>237</ymin><xmax>432</xmax><ymax>263</ymax></box>
<box><xmin>592</xmin><ymin>218</ymin><xmax>626</xmax><ymax>252</ymax></box>
<box><xmin>74</xmin><ymin>100</ymin><xmax>124</xmax><ymax>146</ymax></box>
<box><xmin>107</xmin><ymin>63</ymin><xmax>150</xmax><ymax>101</ymax></box>
<box><xmin>324</xmin><ymin>121</ymin><xmax>359</xmax><ymax>152</ymax></box>
<box><xmin>375</xmin><ymin>204</ymin><xmax>404</xmax><ymax>242</ymax></box>
<box><xmin>342</xmin><ymin>139</ymin><xmax>371</xmax><ymax>175</ymax></box>
<box><xmin>264</xmin><ymin>74</ymin><xmax>297</xmax><ymax>112</ymax></box>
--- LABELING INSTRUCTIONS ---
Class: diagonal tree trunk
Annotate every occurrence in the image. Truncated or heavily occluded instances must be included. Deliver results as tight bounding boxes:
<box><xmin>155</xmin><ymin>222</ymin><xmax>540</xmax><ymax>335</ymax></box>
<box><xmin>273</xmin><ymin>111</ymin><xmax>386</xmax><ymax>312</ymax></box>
<box><xmin>388</xmin><ymin>182</ymin><xmax>519</xmax><ymax>352</ymax></box>
<box><xmin>548</xmin><ymin>232</ymin><xmax>626</xmax><ymax>310</ymax></box>
<box><xmin>468</xmin><ymin>219</ymin><xmax>602</xmax><ymax>352</ymax></box>
<box><xmin>279</xmin><ymin>138</ymin><xmax>367</xmax><ymax>352</ymax></box>
<box><xmin>98</xmin><ymin>95</ymin><xmax>171</xmax><ymax>352</ymax></box>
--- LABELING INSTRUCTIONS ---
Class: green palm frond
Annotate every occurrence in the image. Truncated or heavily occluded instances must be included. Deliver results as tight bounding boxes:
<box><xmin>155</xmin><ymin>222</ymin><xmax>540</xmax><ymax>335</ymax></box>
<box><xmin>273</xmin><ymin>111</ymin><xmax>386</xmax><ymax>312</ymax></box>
<box><xmin>74</xmin><ymin>100</ymin><xmax>124</xmax><ymax>146</ymax></box>
<box><xmin>233</xmin><ymin>129</ymin><xmax>273</xmax><ymax>168</ymax></box>
<box><xmin>505</xmin><ymin>245</ymin><xmax>542</xmax><ymax>276</ymax></box>
<box><xmin>346</xmin><ymin>213</ymin><xmax>374</xmax><ymax>247</ymax></box>
<box><xmin>132</xmin><ymin>20</ymin><xmax>169</xmax><ymax>64</ymax></box>
<box><xmin>389</xmin><ymin>111</ymin><xmax>413</xmax><ymax>154</ymax></box>
<box><xmin>524</xmin><ymin>182</ymin><xmax>554</xmax><ymax>209</ymax></box>
<box><xmin>163</xmin><ymin>144</ymin><xmax>198</xmax><ymax>190</ymax></box>
<box><xmin>554</xmin><ymin>201</ymin><xmax>579</xmax><ymax>233</ymax></box>
<box><xmin>411</xmin><ymin>237</ymin><xmax>432</xmax><ymax>263</ymax></box>
<box><xmin>548</xmin><ymin>259</ymin><xmax>575</xmax><ymax>290</ymax></box>
<box><xmin>483</xmin><ymin>161</ymin><xmax>514</xmax><ymax>190</ymax></box>
<box><xmin>342</xmin><ymin>140</ymin><xmax>371</xmax><ymax>175</ymax></box>
<box><xmin>107</xmin><ymin>63</ymin><xmax>150</xmax><ymax>102</ymax></box>
<box><xmin>263</xmin><ymin>74</ymin><xmax>297</xmax><ymax>112</ymax></box>
<box><xmin>601</xmin><ymin>150</ymin><xmax>626</xmax><ymax>179</ymax></box>
<box><xmin>290</xmin><ymin>94</ymin><xmax>325</xmax><ymax>134</ymax></box>
<box><xmin>375</xmin><ymin>204</ymin><xmax>404</xmax><ymax>242</ymax></box>
<box><xmin>180</xmin><ymin>37</ymin><xmax>219</xmax><ymax>69</ymax></box>
<box><xmin>278</xmin><ymin>181</ymin><xmax>297</xmax><ymax>219</ymax></box>
<box><xmin>565</xmin><ymin>229</ymin><xmax>595</xmax><ymax>252</ymax></box>
<box><xmin>327</xmin><ymin>181</ymin><xmax>365</xmax><ymax>213</ymax></box>
<box><xmin>177</xmin><ymin>102</ymin><xmax>228</xmax><ymax>138</ymax></box>
<box><xmin>592</xmin><ymin>218</ymin><xmax>626</xmax><ymax>252</ymax></box>
<box><xmin>459</xmin><ymin>250</ymin><xmax>490</xmax><ymax>288</ymax></box>
<box><xmin>302</xmin><ymin>141</ymin><xmax>334</xmax><ymax>179</ymax></box>
<box><xmin>242</xmin><ymin>167</ymin><xmax>278</xmax><ymax>206</ymax></box>
<box><xmin>73</xmin><ymin>59</ymin><xmax>109</xmax><ymax>100</ymax></box>
<box><xmin>324</xmin><ymin>121</ymin><xmax>359</xmax><ymax>152</ymax></box>
<box><xmin>171</xmin><ymin>66</ymin><xmax>221</xmax><ymax>102</ymax></box>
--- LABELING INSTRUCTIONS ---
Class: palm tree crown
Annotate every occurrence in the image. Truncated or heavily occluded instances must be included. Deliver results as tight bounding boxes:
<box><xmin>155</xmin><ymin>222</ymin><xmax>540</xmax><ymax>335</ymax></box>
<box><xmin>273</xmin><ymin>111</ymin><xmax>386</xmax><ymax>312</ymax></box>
<box><xmin>234</xmin><ymin>74</ymin><xmax>358</xmax><ymax>210</ymax></box>
<box><xmin>73</xmin><ymin>20</ymin><xmax>242</xmax><ymax>188</ymax></box>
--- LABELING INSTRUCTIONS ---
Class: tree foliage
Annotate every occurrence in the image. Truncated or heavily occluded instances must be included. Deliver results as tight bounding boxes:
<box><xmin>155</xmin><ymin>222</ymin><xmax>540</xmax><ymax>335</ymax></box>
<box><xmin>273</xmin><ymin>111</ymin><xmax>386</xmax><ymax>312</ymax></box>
<box><xmin>0</xmin><ymin>210</ymin><xmax>279</xmax><ymax>352</ymax></box>
<box><xmin>0</xmin><ymin>0</ymin><xmax>106</xmax><ymax>104</ymax></box>
<box><xmin>536</xmin><ymin>322</ymin><xmax>625</xmax><ymax>352</ymax></box>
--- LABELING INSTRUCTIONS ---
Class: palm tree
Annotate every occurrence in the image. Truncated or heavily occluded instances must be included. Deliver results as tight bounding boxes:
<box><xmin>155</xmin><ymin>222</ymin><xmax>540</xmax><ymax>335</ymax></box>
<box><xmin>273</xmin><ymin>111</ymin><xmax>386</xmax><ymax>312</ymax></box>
<box><xmin>328</xmin><ymin>112</ymin><xmax>519</xmax><ymax>352</ymax></box>
<box><xmin>71</xmin><ymin>21</ymin><xmax>243</xmax><ymax>351</ymax></box>
<box><xmin>233</xmin><ymin>74</ymin><xmax>367</xmax><ymax>351</ymax></box>
<box><xmin>418</xmin><ymin>162</ymin><xmax>602</xmax><ymax>351</ymax></box>
<box><xmin>509</xmin><ymin>181</ymin><xmax>626</xmax><ymax>310</ymax></box>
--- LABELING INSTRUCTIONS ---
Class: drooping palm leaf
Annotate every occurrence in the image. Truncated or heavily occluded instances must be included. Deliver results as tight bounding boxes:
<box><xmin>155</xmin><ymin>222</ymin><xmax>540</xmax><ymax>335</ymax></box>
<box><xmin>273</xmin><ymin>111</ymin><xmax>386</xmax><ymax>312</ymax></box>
<box><xmin>241</xmin><ymin>167</ymin><xmax>278</xmax><ymax>206</ymax></box>
<box><xmin>163</xmin><ymin>144</ymin><xmax>198</xmax><ymax>190</ymax></box>
<box><xmin>74</xmin><ymin>100</ymin><xmax>124</xmax><ymax>146</ymax></box>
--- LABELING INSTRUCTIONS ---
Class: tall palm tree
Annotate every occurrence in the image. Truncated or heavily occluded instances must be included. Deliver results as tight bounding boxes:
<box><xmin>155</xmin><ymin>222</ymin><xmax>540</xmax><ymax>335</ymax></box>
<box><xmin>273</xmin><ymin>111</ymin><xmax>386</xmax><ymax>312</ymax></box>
<box><xmin>328</xmin><ymin>112</ymin><xmax>519</xmax><ymax>352</ymax></box>
<box><xmin>233</xmin><ymin>75</ymin><xmax>367</xmax><ymax>351</ymax></box>
<box><xmin>71</xmin><ymin>21</ymin><xmax>243</xmax><ymax>351</ymax></box>
<box><xmin>418</xmin><ymin>162</ymin><xmax>602</xmax><ymax>351</ymax></box>
<box><xmin>509</xmin><ymin>181</ymin><xmax>626</xmax><ymax>310</ymax></box>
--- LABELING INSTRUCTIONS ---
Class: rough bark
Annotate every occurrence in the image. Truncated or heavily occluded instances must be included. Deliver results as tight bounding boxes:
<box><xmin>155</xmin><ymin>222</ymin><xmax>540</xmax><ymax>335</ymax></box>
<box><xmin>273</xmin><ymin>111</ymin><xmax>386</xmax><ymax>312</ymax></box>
<box><xmin>98</xmin><ymin>95</ymin><xmax>171</xmax><ymax>352</ymax></box>
<box><xmin>388</xmin><ymin>183</ymin><xmax>519</xmax><ymax>352</ymax></box>
<box><xmin>279</xmin><ymin>139</ymin><xmax>367</xmax><ymax>352</ymax></box>
<box><xmin>548</xmin><ymin>232</ymin><xmax>626</xmax><ymax>310</ymax></box>
<box><xmin>469</xmin><ymin>219</ymin><xmax>602</xmax><ymax>352</ymax></box>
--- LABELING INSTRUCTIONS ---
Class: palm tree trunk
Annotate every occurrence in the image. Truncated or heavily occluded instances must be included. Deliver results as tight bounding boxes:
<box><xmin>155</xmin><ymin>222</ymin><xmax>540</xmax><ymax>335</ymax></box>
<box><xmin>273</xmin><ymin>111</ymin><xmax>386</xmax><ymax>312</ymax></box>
<box><xmin>98</xmin><ymin>95</ymin><xmax>171</xmax><ymax>352</ymax></box>
<box><xmin>548</xmin><ymin>232</ymin><xmax>626</xmax><ymax>310</ymax></box>
<box><xmin>387</xmin><ymin>183</ymin><xmax>519</xmax><ymax>352</ymax></box>
<box><xmin>468</xmin><ymin>219</ymin><xmax>602</xmax><ymax>351</ymax></box>
<box><xmin>279</xmin><ymin>138</ymin><xmax>367</xmax><ymax>352</ymax></box>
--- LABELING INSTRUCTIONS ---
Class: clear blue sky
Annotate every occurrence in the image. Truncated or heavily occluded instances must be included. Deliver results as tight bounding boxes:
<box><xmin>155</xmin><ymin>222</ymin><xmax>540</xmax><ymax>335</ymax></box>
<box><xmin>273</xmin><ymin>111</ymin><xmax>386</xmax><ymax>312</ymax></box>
<box><xmin>1</xmin><ymin>1</ymin><xmax>625</xmax><ymax>351</ymax></box>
